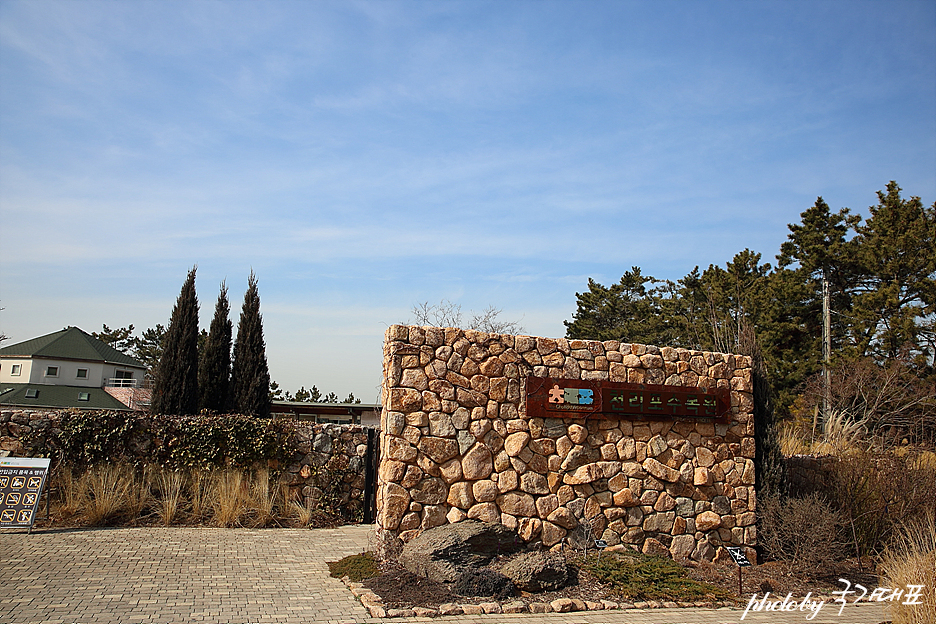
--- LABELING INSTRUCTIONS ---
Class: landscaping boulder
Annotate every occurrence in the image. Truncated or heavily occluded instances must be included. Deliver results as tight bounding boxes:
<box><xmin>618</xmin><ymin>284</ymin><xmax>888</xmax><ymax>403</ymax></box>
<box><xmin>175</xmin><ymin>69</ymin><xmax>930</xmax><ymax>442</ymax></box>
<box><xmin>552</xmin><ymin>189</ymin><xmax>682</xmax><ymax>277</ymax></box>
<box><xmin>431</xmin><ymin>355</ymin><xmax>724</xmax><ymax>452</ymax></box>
<box><xmin>399</xmin><ymin>519</ymin><xmax>524</xmax><ymax>583</ymax></box>
<box><xmin>498</xmin><ymin>551</ymin><xmax>572</xmax><ymax>592</ymax></box>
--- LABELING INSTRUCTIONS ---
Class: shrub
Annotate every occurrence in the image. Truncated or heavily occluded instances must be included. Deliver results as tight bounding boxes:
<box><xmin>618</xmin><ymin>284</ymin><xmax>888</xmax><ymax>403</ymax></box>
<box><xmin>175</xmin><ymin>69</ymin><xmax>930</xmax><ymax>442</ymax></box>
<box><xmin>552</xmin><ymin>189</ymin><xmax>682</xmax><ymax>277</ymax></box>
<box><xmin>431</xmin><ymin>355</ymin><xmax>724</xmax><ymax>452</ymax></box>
<box><xmin>327</xmin><ymin>552</ymin><xmax>380</xmax><ymax>582</ymax></box>
<box><xmin>758</xmin><ymin>492</ymin><xmax>846</xmax><ymax>574</ymax></box>
<box><xmin>32</xmin><ymin>410</ymin><xmax>296</xmax><ymax>472</ymax></box>
<box><xmin>581</xmin><ymin>551</ymin><xmax>730</xmax><ymax>601</ymax></box>
<box><xmin>822</xmin><ymin>450</ymin><xmax>936</xmax><ymax>559</ymax></box>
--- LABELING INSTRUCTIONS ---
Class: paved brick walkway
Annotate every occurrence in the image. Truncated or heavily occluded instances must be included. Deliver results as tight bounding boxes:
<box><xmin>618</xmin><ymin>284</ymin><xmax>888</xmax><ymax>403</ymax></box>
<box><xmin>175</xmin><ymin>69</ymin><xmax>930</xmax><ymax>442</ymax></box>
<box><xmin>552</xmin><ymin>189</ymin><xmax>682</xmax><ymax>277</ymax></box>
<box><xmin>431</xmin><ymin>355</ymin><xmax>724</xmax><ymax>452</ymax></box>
<box><xmin>1</xmin><ymin>525</ymin><xmax>892</xmax><ymax>624</ymax></box>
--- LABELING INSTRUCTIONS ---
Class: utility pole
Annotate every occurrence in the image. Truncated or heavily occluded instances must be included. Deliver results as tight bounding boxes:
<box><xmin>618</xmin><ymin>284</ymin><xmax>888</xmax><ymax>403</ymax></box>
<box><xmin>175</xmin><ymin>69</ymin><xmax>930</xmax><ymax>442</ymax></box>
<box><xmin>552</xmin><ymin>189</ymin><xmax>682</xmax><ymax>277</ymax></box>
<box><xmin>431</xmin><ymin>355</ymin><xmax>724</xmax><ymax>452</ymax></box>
<box><xmin>821</xmin><ymin>272</ymin><xmax>832</xmax><ymax>430</ymax></box>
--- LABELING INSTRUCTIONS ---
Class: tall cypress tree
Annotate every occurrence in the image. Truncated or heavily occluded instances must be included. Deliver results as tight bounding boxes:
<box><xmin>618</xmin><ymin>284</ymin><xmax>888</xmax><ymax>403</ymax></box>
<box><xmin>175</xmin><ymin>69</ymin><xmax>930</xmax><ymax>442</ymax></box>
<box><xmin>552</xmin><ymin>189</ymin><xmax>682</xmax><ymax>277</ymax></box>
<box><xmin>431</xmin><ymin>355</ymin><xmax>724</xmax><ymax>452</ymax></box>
<box><xmin>231</xmin><ymin>271</ymin><xmax>271</xmax><ymax>417</ymax></box>
<box><xmin>198</xmin><ymin>281</ymin><xmax>232</xmax><ymax>413</ymax></box>
<box><xmin>152</xmin><ymin>266</ymin><xmax>200</xmax><ymax>415</ymax></box>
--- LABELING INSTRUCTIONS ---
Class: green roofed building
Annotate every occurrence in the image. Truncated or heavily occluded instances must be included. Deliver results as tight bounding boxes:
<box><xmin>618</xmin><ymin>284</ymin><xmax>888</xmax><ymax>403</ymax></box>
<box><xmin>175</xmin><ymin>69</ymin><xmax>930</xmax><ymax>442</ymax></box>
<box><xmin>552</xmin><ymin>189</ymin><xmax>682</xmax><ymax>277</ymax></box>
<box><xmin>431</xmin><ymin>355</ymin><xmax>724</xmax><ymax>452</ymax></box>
<box><xmin>0</xmin><ymin>327</ymin><xmax>150</xmax><ymax>411</ymax></box>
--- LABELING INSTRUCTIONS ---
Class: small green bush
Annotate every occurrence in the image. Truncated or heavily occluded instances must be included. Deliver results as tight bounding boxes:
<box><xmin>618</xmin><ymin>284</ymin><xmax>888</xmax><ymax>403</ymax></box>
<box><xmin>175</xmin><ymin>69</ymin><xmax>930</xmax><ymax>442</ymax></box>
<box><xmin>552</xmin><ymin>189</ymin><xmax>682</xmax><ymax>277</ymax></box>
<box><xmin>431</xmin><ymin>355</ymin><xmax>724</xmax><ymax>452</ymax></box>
<box><xmin>328</xmin><ymin>552</ymin><xmax>380</xmax><ymax>581</ymax></box>
<box><xmin>581</xmin><ymin>551</ymin><xmax>730</xmax><ymax>601</ymax></box>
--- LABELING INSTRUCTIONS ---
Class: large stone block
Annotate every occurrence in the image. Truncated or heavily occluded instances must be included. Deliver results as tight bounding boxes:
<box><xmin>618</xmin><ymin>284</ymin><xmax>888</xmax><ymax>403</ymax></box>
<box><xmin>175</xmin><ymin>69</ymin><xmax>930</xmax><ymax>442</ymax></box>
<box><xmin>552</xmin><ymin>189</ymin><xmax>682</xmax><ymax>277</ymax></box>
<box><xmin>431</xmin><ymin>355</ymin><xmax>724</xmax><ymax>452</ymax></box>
<box><xmin>399</xmin><ymin>520</ymin><xmax>522</xmax><ymax>583</ymax></box>
<box><xmin>418</xmin><ymin>436</ymin><xmax>459</xmax><ymax>464</ymax></box>
<box><xmin>462</xmin><ymin>443</ymin><xmax>494</xmax><ymax>480</ymax></box>
<box><xmin>643</xmin><ymin>457</ymin><xmax>680</xmax><ymax>483</ymax></box>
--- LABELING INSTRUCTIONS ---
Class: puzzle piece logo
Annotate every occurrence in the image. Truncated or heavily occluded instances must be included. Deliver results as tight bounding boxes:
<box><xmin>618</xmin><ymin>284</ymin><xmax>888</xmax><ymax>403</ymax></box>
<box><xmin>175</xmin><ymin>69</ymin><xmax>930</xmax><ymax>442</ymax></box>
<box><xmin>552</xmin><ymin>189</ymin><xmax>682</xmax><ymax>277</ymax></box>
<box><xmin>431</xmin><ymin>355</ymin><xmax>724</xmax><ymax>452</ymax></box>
<box><xmin>547</xmin><ymin>384</ymin><xmax>594</xmax><ymax>406</ymax></box>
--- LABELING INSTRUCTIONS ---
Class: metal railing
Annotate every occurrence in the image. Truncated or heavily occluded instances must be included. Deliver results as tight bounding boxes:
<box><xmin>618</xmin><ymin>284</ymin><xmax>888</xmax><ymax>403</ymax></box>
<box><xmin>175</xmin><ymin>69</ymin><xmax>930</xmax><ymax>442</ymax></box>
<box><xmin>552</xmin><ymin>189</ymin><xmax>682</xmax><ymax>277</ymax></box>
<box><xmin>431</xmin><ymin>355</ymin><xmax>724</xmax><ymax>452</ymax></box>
<box><xmin>104</xmin><ymin>377</ymin><xmax>153</xmax><ymax>389</ymax></box>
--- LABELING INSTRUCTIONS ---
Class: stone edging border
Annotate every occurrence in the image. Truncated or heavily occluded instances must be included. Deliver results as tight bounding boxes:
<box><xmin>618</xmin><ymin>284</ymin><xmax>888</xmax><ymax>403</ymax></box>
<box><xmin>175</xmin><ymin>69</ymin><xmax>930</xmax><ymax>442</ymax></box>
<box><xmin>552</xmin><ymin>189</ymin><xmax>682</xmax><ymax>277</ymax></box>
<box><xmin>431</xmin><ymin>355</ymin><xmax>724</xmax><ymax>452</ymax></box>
<box><xmin>342</xmin><ymin>576</ymin><xmax>745</xmax><ymax>618</ymax></box>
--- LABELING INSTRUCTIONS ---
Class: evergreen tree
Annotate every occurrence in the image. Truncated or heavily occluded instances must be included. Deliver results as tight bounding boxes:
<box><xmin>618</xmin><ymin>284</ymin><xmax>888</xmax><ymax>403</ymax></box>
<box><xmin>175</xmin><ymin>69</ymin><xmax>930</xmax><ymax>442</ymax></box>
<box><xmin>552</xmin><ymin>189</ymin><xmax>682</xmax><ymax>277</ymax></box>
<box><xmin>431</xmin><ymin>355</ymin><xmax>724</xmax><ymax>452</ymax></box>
<box><xmin>850</xmin><ymin>182</ymin><xmax>936</xmax><ymax>364</ymax></box>
<box><xmin>563</xmin><ymin>182</ymin><xmax>933</xmax><ymax>424</ymax></box>
<box><xmin>133</xmin><ymin>324</ymin><xmax>166</xmax><ymax>372</ymax></box>
<box><xmin>231</xmin><ymin>271</ymin><xmax>271</xmax><ymax>417</ymax></box>
<box><xmin>152</xmin><ymin>266</ymin><xmax>200</xmax><ymax>415</ymax></box>
<box><xmin>92</xmin><ymin>324</ymin><xmax>136</xmax><ymax>353</ymax></box>
<box><xmin>198</xmin><ymin>281</ymin><xmax>232</xmax><ymax>413</ymax></box>
<box><xmin>564</xmin><ymin>268</ymin><xmax>667</xmax><ymax>344</ymax></box>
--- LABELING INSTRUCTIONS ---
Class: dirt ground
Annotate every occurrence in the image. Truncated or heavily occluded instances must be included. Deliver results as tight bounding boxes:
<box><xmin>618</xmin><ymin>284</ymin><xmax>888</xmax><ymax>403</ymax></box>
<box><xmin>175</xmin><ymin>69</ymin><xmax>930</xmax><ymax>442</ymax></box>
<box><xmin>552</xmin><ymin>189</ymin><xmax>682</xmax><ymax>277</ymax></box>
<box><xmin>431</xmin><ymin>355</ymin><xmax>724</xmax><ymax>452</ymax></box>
<box><xmin>363</xmin><ymin>552</ymin><xmax>883</xmax><ymax>610</ymax></box>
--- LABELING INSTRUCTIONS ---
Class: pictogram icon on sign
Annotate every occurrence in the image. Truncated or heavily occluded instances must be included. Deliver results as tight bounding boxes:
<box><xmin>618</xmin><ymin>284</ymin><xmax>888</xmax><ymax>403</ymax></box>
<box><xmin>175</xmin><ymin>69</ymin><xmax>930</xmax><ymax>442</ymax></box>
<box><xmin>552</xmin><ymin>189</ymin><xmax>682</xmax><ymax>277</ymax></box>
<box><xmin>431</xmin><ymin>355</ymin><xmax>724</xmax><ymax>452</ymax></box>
<box><xmin>23</xmin><ymin>493</ymin><xmax>38</xmax><ymax>506</ymax></box>
<box><xmin>11</xmin><ymin>476</ymin><xmax>25</xmax><ymax>489</ymax></box>
<box><xmin>27</xmin><ymin>477</ymin><xmax>42</xmax><ymax>489</ymax></box>
<box><xmin>6</xmin><ymin>492</ymin><xmax>21</xmax><ymax>506</ymax></box>
<box><xmin>17</xmin><ymin>509</ymin><xmax>32</xmax><ymax>524</ymax></box>
<box><xmin>0</xmin><ymin>509</ymin><xmax>14</xmax><ymax>523</ymax></box>
<box><xmin>0</xmin><ymin>477</ymin><xmax>8</xmax><ymax>488</ymax></box>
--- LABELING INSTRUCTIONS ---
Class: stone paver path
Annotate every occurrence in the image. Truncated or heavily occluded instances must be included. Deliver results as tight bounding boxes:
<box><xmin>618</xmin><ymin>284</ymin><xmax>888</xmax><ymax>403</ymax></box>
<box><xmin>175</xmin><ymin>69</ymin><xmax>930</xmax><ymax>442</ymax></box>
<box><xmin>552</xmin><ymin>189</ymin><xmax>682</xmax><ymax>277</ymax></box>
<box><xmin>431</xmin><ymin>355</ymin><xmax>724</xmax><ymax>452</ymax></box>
<box><xmin>1</xmin><ymin>524</ymin><xmax>892</xmax><ymax>624</ymax></box>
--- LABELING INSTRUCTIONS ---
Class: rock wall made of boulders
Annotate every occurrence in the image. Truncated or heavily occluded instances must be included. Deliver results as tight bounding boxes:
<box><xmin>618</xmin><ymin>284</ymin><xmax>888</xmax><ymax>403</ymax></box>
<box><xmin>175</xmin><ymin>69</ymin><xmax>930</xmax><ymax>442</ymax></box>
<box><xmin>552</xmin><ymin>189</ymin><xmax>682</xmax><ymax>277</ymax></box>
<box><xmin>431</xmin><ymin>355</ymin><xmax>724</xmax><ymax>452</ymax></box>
<box><xmin>377</xmin><ymin>325</ymin><xmax>757</xmax><ymax>564</ymax></box>
<box><xmin>0</xmin><ymin>409</ymin><xmax>371</xmax><ymax>513</ymax></box>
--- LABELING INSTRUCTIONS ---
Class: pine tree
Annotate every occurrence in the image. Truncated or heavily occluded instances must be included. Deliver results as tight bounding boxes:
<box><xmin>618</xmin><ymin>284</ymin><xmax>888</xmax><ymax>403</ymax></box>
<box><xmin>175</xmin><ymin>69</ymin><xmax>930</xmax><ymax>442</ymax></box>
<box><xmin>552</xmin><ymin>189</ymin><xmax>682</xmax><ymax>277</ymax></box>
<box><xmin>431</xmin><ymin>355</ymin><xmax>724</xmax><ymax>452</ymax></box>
<box><xmin>152</xmin><ymin>266</ymin><xmax>200</xmax><ymax>415</ymax></box>
<box><xmin>231</xmin><ymin>271</ymin><xmax>271</xmax><ymax>417</ymax></box>
<box><xmin>850</xmin><ymin>182</ymin><xmax>936</xmax><ymax>363</ymax></box>
<box><xmin>198</xmin><ymin>281</ymin><xmax>232</xmax><ymax>413</ymax></box>
<box><xmin>564</xmin><ymin>268</ymin><xmax>667</xmax><ymax>344</ymax></box>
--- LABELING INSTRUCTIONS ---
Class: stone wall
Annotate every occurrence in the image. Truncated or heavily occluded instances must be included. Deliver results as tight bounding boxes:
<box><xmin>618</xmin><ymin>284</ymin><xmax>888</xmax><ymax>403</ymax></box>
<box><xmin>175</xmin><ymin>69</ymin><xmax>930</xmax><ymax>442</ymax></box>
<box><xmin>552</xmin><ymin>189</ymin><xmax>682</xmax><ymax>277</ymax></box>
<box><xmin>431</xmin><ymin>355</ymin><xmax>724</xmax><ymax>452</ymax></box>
<box><xmin>378</xmin><ymin>325</ymin><xmax>756</xmax><ymax>563</ymax></box>
<box><xmin>0</xmin><ymin>409</ymin><xmax>372</xmax><ymax>514</ymax></box>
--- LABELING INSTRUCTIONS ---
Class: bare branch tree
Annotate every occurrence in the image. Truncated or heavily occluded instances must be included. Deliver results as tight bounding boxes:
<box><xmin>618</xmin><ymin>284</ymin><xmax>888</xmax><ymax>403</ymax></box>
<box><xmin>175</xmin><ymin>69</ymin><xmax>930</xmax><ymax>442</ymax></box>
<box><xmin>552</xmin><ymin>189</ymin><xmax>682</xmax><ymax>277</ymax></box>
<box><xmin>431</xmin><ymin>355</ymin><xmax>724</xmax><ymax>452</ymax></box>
<box><xmin>410</xmin><ymin>300</ymin><xmax>463</xmax><ymax>328</ymax></box>
<box><xmin>410</xmin><ymin>300</ymin><xmax>525</xmax><ymax>334</ymax></box>
<box><xmin>469</xmin><ymin>305</ymin><xmax>525</xmax><ymax>334</ymax></box>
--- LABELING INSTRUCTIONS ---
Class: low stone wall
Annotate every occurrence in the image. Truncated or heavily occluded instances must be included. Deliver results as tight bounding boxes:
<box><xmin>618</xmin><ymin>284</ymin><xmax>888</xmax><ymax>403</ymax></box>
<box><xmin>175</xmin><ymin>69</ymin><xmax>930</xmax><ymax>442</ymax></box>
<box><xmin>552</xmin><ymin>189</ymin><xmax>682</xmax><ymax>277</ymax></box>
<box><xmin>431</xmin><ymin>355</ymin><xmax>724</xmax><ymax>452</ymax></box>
<box><xmin>0</xmin><ymin>409</ymin><xmax>371</xmax><ymax>513</ymax></box>
<box><xmin>785</xmin><ymin>454</ymin><xmax>838</xmax><ymax>498</ymax></box>
<box><xmin>378</xmin><ymin>325</ymin><xmax>756</xmax><ymax>563</ymax></box>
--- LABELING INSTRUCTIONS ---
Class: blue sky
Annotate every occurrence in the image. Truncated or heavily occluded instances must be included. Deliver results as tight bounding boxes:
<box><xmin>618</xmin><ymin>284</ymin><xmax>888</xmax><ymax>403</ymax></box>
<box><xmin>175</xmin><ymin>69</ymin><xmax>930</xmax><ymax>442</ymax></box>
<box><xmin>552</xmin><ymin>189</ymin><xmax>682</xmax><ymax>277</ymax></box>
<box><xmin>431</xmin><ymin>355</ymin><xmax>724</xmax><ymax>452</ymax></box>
<box><xmin>1</xmin><ymin>0</ymin><xmax>934</xmax><ymax>402</ymax></box>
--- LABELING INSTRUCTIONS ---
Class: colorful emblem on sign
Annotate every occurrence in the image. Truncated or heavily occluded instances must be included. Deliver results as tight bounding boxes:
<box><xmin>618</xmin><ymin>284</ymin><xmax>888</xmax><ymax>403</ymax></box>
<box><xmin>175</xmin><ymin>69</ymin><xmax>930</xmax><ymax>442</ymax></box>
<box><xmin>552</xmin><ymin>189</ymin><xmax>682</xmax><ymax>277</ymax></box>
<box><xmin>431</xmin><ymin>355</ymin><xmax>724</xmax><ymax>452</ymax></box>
<box><xmin>526</xmin><ymin>376</ymin><xmax>731</xmax><ymax>422</ymax></box>
<box><xmin>548</xmin><ymin>384</ymin><xmax>594</xmax><ymax>405</ymax></box>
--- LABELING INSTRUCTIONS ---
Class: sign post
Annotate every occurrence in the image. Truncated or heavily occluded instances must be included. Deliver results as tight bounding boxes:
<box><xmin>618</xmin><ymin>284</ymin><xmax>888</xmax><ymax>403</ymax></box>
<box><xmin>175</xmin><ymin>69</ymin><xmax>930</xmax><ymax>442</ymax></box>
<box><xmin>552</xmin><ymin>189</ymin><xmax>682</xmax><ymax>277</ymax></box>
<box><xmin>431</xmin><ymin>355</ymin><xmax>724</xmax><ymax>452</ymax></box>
<box><xmin>0</xmin><ymin>457</ymin><xmax>51</xmax><ymax>534</ymax></box>
<box><xmin>725</xmin><ymin>546</ymin><xmax>752</xmax><ymax>595</ymax></box>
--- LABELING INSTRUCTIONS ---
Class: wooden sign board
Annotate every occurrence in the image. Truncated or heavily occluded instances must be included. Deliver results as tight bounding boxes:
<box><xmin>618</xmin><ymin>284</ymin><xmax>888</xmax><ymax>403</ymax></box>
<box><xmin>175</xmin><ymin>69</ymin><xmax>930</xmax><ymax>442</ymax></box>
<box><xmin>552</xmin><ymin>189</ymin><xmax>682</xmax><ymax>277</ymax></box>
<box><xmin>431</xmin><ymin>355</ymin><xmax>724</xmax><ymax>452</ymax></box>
<box><xmin>0</xmin><ymin>457</ymin><xmax>51</xmax><ymax>529</ymax></box>
<box><xmin>526</xmin><ymin>377</ymin><xmax>731</xmax><ymax>423</ymax></box>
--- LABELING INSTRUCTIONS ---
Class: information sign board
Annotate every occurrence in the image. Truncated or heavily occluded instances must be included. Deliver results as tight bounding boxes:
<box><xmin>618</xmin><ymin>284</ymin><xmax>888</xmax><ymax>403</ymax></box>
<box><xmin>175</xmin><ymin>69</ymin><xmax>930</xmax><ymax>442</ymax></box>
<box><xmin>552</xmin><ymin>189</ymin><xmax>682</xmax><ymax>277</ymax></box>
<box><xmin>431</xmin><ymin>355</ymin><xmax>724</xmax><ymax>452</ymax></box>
<box><xmin>726</xmin><ymin>546</ymin><xmax>752</xmax><ymax>567</ymax></box>
<box><xmin>526</xmin><ymin>377</ymin><xmax>731</xmax><ymax>422</ymax></box>
<box><xmin>0</xmin><ymin>457</ymin><xmax>51</xmax><ymax>529</ymax></box>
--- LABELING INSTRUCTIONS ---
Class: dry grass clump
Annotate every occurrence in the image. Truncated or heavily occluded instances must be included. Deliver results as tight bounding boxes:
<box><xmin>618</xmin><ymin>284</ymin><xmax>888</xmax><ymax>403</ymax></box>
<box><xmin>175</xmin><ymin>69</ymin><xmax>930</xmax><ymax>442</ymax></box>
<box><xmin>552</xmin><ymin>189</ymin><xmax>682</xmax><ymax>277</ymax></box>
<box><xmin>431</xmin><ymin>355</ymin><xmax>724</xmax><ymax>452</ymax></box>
<box><xmin>47</xmin><ymin>463</ymin><xmax>328</xmax><ymax>528</ymax></box>
<box><xmin>82</xmin><ymin>463</ymin><xmax>136</xmax><ymax>525</ymax></box>
<box><xmin>155</xmin><ymin>469</ymin><xmax>184</xmax><ymax>526</ymax></box>
<box><xmin>879</xmin><ymin>510</ymin><xmax>936</xmax><ymax>624</ymax></box>
<box><xmin>811</xmin><ymin>409</ymin><xmax>868</xmax><ymax>456</ymax></box>
<box><xmin>210</xmin><ymin>469</ymin><xmax>248</xmax><ymax>527</ymax></box>
<box><xmin>245</xmin><ymin>467</ymin><xmax>279</xmax><ymax>528</ymax></box>
<box><xmin>780</xmin><ymin>409</ymin><xmax>869</xmax><ymax>456</ymax></box>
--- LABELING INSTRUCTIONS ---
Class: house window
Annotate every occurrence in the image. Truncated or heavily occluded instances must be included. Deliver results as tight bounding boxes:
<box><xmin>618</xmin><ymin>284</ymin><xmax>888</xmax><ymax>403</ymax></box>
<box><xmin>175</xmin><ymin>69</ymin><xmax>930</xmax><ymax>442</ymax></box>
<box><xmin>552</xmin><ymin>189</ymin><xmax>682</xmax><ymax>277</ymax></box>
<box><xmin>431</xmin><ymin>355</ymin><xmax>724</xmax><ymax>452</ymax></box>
<box><xmin>45</xmin><ymin>366</ymin><xmax>59</xmax><ymax>377</ymax></box>
<box><xmin>77</xmin><ymin>368</ymin><xmax>89</xmax><ymax>379</ymax></box>
<box><xmin>11</xmin><ymin>364</ymin><xmax>21</xmax><ymax>376</ymax></box>
<box><xmin>78</xmin><ymin>392</ymin><xmax>90</xmax><ymax>402</ymax></box>
<box><xmin>115</xmin><ymin>370</ymin><xmax>134</xmax><ymax>379</ymax></box>
<box><xmin>25</xmin><ymin>389</ymin><xmax>39</xmax><ymax>399</ymax></box>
